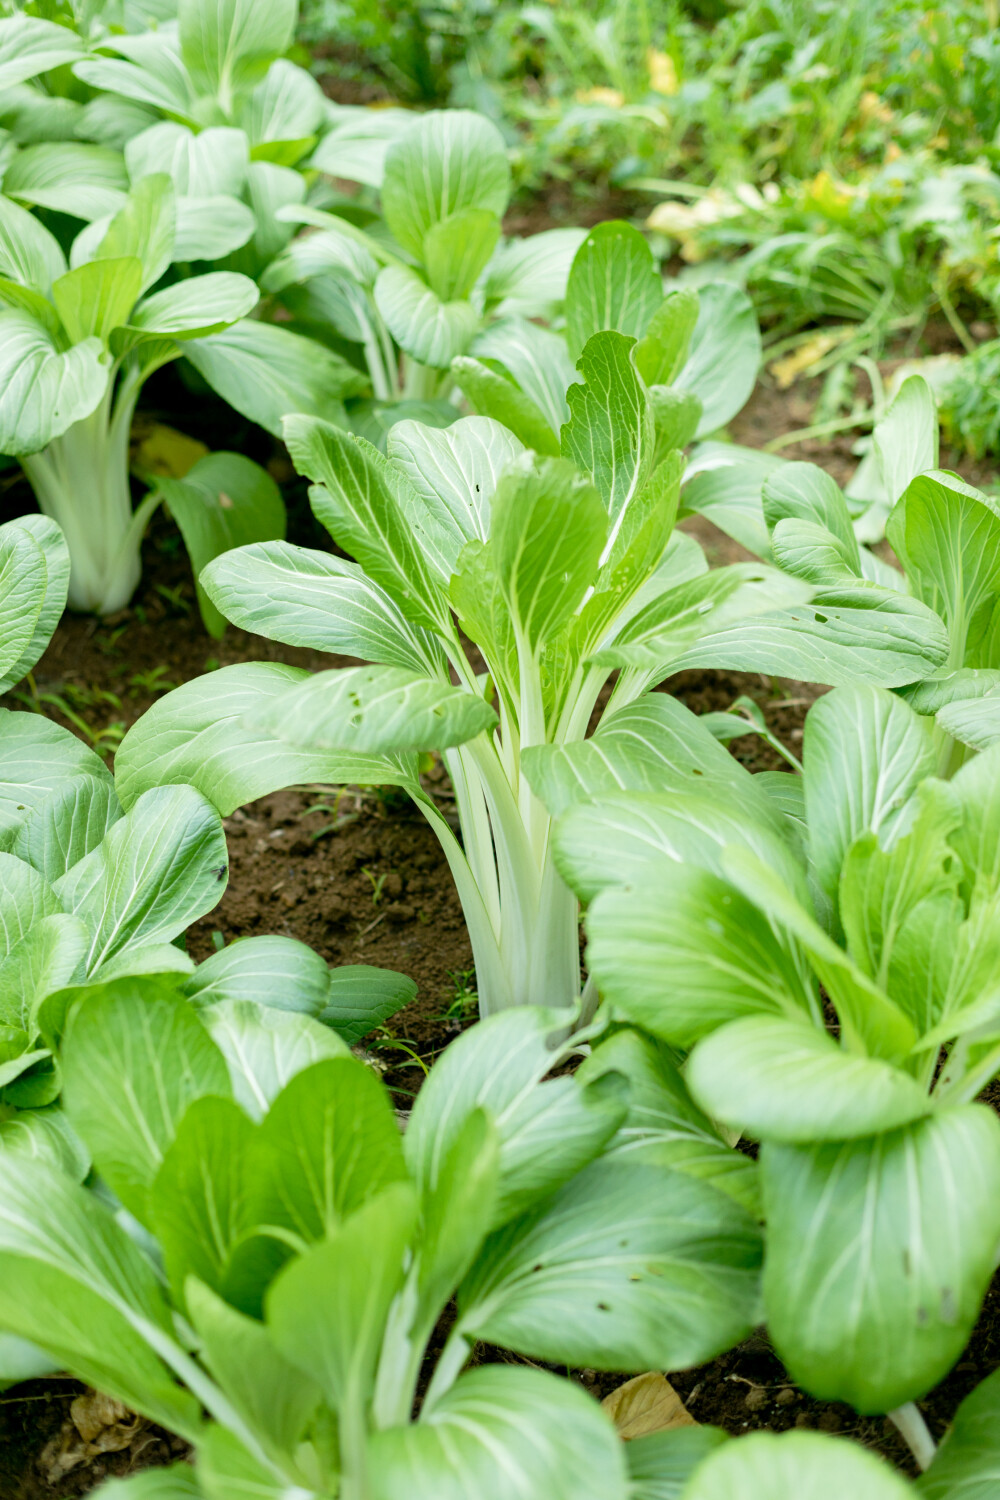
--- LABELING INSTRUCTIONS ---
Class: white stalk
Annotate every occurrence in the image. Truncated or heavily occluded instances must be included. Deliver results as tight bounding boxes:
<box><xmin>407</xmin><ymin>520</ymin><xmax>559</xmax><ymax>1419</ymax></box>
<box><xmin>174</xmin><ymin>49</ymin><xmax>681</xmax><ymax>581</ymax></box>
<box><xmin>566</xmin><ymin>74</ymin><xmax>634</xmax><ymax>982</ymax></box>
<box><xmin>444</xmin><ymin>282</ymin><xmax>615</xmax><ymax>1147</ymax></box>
<box><xmin>888</xmin><ymin>1403</ymin><xmax>936</xmax><ymax>1471</ymax></box>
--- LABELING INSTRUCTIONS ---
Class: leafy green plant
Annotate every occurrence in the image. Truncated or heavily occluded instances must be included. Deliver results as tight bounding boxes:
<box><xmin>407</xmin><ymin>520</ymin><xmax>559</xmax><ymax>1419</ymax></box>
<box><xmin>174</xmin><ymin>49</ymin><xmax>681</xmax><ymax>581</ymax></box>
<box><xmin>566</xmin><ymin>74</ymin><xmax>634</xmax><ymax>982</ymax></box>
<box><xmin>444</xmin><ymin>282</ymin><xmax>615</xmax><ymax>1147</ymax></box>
<box><xmin>0</xmin><ymin>983</ymin><xmax>762</xmax><ymax>1498</ymax></box>
<box><xmin>0</xmin><ymin>173</ymin><xmax>297</xmax><ymax>617</ymax></box>
<box><xmin>113</xmin><ymin>224</ymin><xmax>953</xmax><ymax>1019</ymax></box>
<box><xmin>549</xmin><ymin>682</ymin><xmax>1000</xmax><ymax>1458</ymax></box>
<box><xmin>261</xmin><ymin>106</ymin><xmax>587</xmax><ymax>440</ymax></box>
<box><xmin>684</xmin><ymin>374</ymin><xmax>1000</xmax><ymax>763</ymax></box>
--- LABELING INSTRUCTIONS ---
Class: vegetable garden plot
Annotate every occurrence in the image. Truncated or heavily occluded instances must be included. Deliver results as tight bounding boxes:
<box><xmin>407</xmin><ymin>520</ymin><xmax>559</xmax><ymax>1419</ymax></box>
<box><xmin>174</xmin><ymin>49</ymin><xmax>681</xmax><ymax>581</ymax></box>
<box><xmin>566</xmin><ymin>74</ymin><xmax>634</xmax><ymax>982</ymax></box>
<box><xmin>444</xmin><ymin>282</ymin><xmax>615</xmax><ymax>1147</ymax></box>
<box><xmin>4</xmin><ymin>0</ymin><xmax>1000</xmax><ymax>1494</ymax></box>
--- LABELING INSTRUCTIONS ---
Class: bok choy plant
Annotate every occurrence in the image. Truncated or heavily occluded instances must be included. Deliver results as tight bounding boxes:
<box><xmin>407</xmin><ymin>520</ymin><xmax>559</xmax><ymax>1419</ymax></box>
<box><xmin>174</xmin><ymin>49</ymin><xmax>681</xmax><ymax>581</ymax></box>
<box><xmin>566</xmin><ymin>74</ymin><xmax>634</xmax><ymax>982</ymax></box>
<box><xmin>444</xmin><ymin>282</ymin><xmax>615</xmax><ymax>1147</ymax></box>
<box><xmin>0</xmin><ymin>173</ymin><xmax>299</xmax><ymax>617</ymax></box>
<box><xmin>555</xmin><ymin>683</ymin><xmax>1000</xmax><ymax>1447</ymax></box>
<box><xmin>684</xmin><ymin>373</ymin><xmax>1000</xmax><ymax>768</ymax></box>
<box><xmin>0</xmin><ymin>984</ymin><xmax>762</xmax><ymax>1499</ymax></box>
<box><xmin>114</xmin><ymin>222</ymin><xmax>950</xmax><ymax>1019</ymax></box>
<box><xmin>261</xmin><ymin>106</ymin><xmax>587</xmax><ymax>443</ymax></box>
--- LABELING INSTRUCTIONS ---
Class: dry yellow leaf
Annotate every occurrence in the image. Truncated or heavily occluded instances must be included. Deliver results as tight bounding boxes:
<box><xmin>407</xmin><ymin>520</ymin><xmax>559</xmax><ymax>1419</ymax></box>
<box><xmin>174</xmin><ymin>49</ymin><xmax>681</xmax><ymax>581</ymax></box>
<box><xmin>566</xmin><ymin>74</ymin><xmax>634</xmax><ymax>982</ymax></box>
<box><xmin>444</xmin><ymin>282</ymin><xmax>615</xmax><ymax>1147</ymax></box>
<box><xmin>132</xmin><ymin>421</ymin><xmax>208</xmax><ymax>479</ymax></box>
<box><xmin>647</xmin><ymin>49</ymin><xmax>678</xmax><ymax>96</ymax></box>
<box><xmin>770</xmin><ymin>333</ymin><xmax>838</xmax><ymax>389</ymax></box>
<box><xmin>575</xmin><ymin>86</ymin><xmax>625</xmax><ymax>108</ymax></box>
<box><xmin>601</xmin><ymin>1372</ymin><xmax>697</xmax><ymax>1440</ymax></box>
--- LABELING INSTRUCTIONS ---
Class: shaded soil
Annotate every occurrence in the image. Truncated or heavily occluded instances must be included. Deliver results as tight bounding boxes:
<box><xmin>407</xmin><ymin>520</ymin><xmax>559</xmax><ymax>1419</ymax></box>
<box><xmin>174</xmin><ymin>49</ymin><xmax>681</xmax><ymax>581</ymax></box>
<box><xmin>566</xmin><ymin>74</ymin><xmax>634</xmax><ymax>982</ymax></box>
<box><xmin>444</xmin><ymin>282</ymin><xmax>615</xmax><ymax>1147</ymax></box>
<box><xmin>3</xmin><ymin>323</ymin><xmax>999</xmax><ymax>1494</ymax></box>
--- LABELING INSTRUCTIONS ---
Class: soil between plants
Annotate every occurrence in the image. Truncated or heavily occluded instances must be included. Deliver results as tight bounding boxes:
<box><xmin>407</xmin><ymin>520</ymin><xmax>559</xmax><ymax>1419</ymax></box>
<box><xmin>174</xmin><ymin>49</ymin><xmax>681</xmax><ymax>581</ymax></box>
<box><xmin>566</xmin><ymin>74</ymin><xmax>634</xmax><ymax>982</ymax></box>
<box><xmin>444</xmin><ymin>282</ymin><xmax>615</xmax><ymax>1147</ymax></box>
<box><xmin>1</xmin><ymin>342</ymin><xmax>997</xmax><ymax>1494</ymax></box>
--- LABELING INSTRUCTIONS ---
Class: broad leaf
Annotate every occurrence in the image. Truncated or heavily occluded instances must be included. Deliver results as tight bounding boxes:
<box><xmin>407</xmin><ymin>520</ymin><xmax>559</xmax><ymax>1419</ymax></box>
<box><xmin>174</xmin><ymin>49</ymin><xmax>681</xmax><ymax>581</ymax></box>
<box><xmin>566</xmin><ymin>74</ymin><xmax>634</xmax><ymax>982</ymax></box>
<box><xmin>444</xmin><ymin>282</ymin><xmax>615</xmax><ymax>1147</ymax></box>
<box><xmin>246</xmin><ymin>664</ymin><xmax>497</xmax><ymax>754</ymax></box>
<box><xmin>179</xmin><ymin>0</ymin><xmax>296</xmax><ymax>98</ymax></box>
<box><xmin>54</xmin><ymin>785</ymin><xmax>227</xmax><ymax>971</ymax></box>
<box><xmin>0</xmin><ymin>1155</ymin><xmax>202</xmax><ymax>1436</ymax></box>
<box><xmin>380</xmin><ymin>110</ymin><xmax>510</xmax><ymax>262</ymax></box>
<box><xmin>459</xmin><ymin>1159</ymin><xmax>762</xmax><ymax>1370</ymax></box>
<box><xmin>585</xmin><ymin>861</ymin><xmax>813</xmax><ymax>1048</ymax></box>
<box><xmin>561</xmin><ymin>330</ymin><xmax>654</xmax><ymax>535</ymax></box>
<box><xmin>626</xmin><ymin>1425</ymin><xmax>728</xmax><ymax>1500</ymax></box>
<box><xmin>373</xmin><ymin>265</ymin><xmax>478</xmax><ymax>367</ymax></box>
<box><xmin>687</xmin><ymin>1016</ymin><xmax>932</xmax><ymax>1142</ymax></box>
<box><xmin>203</xmin><ymin>1000</ymin><xmax>349</xmax><ymax>1120</ymax></box>
<box><xmin>146</xmin><ymin>453</ymin><xmax>285</xmax><ymax>638</ymax></box>
<box><xmin>0</xmin><ymin>16</ymin><xmax>84</xmax><ymax>91</ymax></box>
<box><xmin>565</xmin><ymin>220</ymin><xmax>663</xmax><ymax>357</ymax></box>
<box><xmin>62</xmin><ymin>978</ymin><xmax>231</xmax><ymax>1223</ymax></box>
<box><xmin>919</xmin><ymin>1366</ymin><xmax>1000</xmax><ymax>1498</ymax></box>
<box><xmin>369</xmin><ymin>1366</ymin><xmax>629</xmax><ymax>1500</ymax></box>
<box><xmin>4</xmin><ymin>143</ymin><xmax>128</xmax><ymax>221</ymax></box>
<box><xmin>200</xmin><ymin>541</ymin><xmax>445</xmax><ymax>674</ymax></box>
<box><xmin>676</xmin><ymin>282</ymin><xmax>761</xmax><ymax>436</ymax></box>
<box><xmin>683</xmin><ymin>1429</ymin><xmax>915</xmax><ymax>1499</ymax></box>
<box><xmin>763</xmin><ymin>1105</ymin><xmax>1000</xmax><ymax>1412</ymax></box>
<box><xmin>450</xmin><ymin>355</ymin><xmax>560</xmax><ymax>455</ymax></box>
<box><xmin>387</xmin><ymin>416</ymin><xmax>521</xmax><ymax>553</ymax></box>
<box><xmin>0</xmin><ymin>309</ymin><xmax>106</xmax><ymax>454</ymax></box>
<box><xmin>184</xmin><ymin>936</ymin><xmax>331</xmax><ymax>1016</ymax></box>
<box><xmin>126</xmin><ymin>273</ymin><xmax>259</xmax><ymax>340</ymax></box>
<box><xmin>115</xmin><ymin>662</ymin><xmax>418</xmax><ymax>813</ymax></box>
<box><xmin>183</xmin><ymin>320</ymin><xmax>367</xmax><ymax>438</ymax></box>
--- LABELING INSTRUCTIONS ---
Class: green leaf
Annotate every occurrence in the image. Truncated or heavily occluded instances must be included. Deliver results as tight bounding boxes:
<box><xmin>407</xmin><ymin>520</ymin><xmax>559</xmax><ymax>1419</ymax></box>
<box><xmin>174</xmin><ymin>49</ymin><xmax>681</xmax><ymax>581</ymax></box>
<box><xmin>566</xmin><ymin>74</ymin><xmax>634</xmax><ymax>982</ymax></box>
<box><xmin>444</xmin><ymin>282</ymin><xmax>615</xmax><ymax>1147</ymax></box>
<box><xmin>203</xmin><ymin>1000</ymin><xmax>350</xmax><ymax>1120</ymax></box>
<box><xmin>578</xmin><ymin>1028</ymin><xmax>760</xmax><ymax>1216</ymax></box>
<box><xmin>492</xmin><ymin>452</ymin><xmax>606</xmax><ymax>652</ymax></box>
<box><xmin>887</xmin><ymin>471</ymin><xmax>1000</xmax><ymax>659</ymax></box>
<box><xmin>424</xmin><ymin>207</ymin><xmax>500</xmax><ymax>302</ymax></box>
<box><xmin>146</xmin><ymin>452</ymin><xmax>285</xmax><ymax>638</ymax></box>
<box><xmin>374</xmin><ymin>265</ymin><xmax>478</xmax><ymax>367</ymax></box>
<box><xmin>682</xmin><ymin>1430</ymin><xmax>915</xmax><ymax>1499</ymax></box>
<box><xmin>481</xmin><ymin>226</ymin><xmax>587</xmax><ymax>314</ymax></box>
<box><xmin>246</xmin><ymin>664</ymin><xmax>497</xmax><ymax>754</ymax></box>
<box><xmin>381</xmin><ymin>110</ymin><xmax>511</xmax><ymax>263</ymax></box>
<box><xmin>936</xmin><ymin>692</ymin><xmax>1000</xmax><ymax>751</ymax></box>
<box><xmin>321</xmin><ymin>964</ymin><xmax>416</xmax><ymax>1042</ymax></box>
<box><xmin>61</xmin><ymin>976</ymin><xmax>231</xmax><ymax>1223</ymax></box>
<box><xmin>762</xmin><ymin>1105</ymin><xmax>1000</xmax><ymax>1412</ymax></box>
<box><xmin>586</xmin><ymin>861</ymin><xmax>813</xmax><ymax>1048</ymax></box>
<box><xmin>175</xmin><ymin>194</ymin><xmax>257</xmax><ymax>261</ymax></box>
<box><xmin>90</xmin><ymin>178</ymin><xmax>175</xmax><ymax>308</ymax></box>
<box><xmin>687</xmin><ymin>1016</ymin><xmax>932</xmax><ymax>1143</ymax></box>
<box><xmin>561</xmin><ymin>330</ymin><xmax>654</xmax><ymax>533</ymax></box>
<box><xmin>91</xmin><ymin>1466</ymin><xmax>203</xmax><ymax>1498</ymax></box>
<box><xmin>54</xmin><ymin>785</ymin><xmax>228</xmax><ymax>972</ymax></box>
<box><xmin>0</xmin><ymin>1155</ymin><xmax>202</xmax><ymax>1437</ymax></box>
<box><xmin>676</xmin><ymin>281</ymin><xmax>761</xmax><ymax>436</ymax></box>
<box><xmin>126</xmin><ymin>122</ymin><xmax>248</xmax><ymax>199</ymax></box>
<box><xmin>183</xmin><ymin>320</ymin><xmax>367</xmax><ymax>439</ymax></box>
<box><xmin>250</xmin><ymin>1056</ymin><xmax>408</xmax><ymax>1247</ymax></box>
<box><xmin>125</xmin><ymin>273</ymin><xmax>259</xmax><ymax>341</ymax></box>
<box><xmin>634</xmin><ymin>287</ymin><xmax>699</xmax><ymax>388</ymax></box>
<box><xmin>627</xmin><ymin>1429</ymin><xmax>729</xmax><ymax>1500</ymax></box>
<box><xmin>450</xmin><ymin>355</ymin><xmax>560</xmax><ymax>455</ymax></box>
<box><xmin>553</xmin><ymin>788</ymin><xmax>800</xmax><ymax>906</ymax></box>
<box><xmin>52</xmin><ymin>256</ymin><xmax>143</xmax><ymax>345</ymax></box>
<box><xmin>565</xmin><ymin>220</ymin><xmax>663</xmax><ymax>358</ymax></box>
<box><xmin>185</xmin><ymin>936</ymin><xmax>331</xmax><ymax>1016</ymax></box>
<box><xmin>406</xmin><ymin>1007</ymin><xmax>625</xmax><ymax>1226</ymax></box>
<box><xmin>0</xmin><ymin>308</ymin><xmax>106</xmax><ymax>454</ymax></box>
<box><xmin>459</xmin><ymin>1159</ymin><xmax>761</xmax><ymax>1370</ymax></box>
<box><xmin>763</xmin><ymin>460</ymin><xmax>861</xmax><ymax>563</ymax></box>
<box><xmin>185</xmin><ymin>1278</ymin><xmax>320</xmax><ymax>1462</ymax></box>
<box><xmin>285</xmin><ymin>413</ymin><xmax>453</xmax><ymax>632</ymax></box>
<box><xmin>239</xmin><ymin>58</ymin><xmax>325</xmax><ymax>152</ymax></box>
<box><xmin>524</xmin><ymin>694</ymin><xmax>771</xmax><ymax>821</ymax></box>
<box><xmin>0</xmin><ymin>516</ymin><xmax>70</xmax><ymax>691</ymax></box>
<box><xmin>874</xmin><ymin>375</ymin><xmax>938</xmax><ymax>510</ymax></box>
<box><xmin>387</xmin><ymin>415</ymin><xmax>522</xmax><ymax>552</ymax></box>
<box><xmin>0</xmin><ymin>853</ymin><xmax>61</xmax><ymax>956</ymax></box>
<box><xmin>472</xmin><ymin>315</ymin><xmax>577</xmax><ymax>434</ymax></box>
<box><xmin>4</xmin><ymin>143</ymin><xmax>128</xmax><ymax>222</ymax></box>
<box><xmin>0</xmin><ymin>193</ymin><xmax>66</xmax><ymax>292</ymax></box>
<box><xmin>0</xmin><ymin>710</ymin><xmax>108</xmax><ymax>842</ymax></box>
<box><xmin>267</xmin><ymin>1182</ymin><xmax>417</xmax><ymax>1407</ymax></box>
<box><xmin>0</xmin><ymin>914</ymin><xmax>88</xmax><ymax>1031</ymax></box>
<box><xmin>416</xmin><ymin>1108</ymin><xmax>500</xmax><ymax>1320</ymax></box>
<box><xmin>680</xmin><ymin>443</ymin><xmax>781</xmax><ymax>559</ymax></box>
<box><xmin>179</xmin><ymin>0</ymin><xmax>296</xmax><ymax>98</ymax></box>
<box><xmin>919</xmin><ymin>1366</ymin><xmax>1000</xmax><ymax>1498</ymax></box>
<box><xmin>200</xmin><ymin>541</ymin><xmax>445</xmax><ymax>674</ymax></box>
<box><xmin>369</xmin><ymin>1366</ymin><xmax>629</xmax><ymax>1500</ymax></box>
<box><xmin>0</xmin><ymin>15</ymin><xmax>84</xmax><ymax>90</ymax></box>
<box><xmin>149</xmin><ymin>1094</ymin><xmax>270</xmax><ymax>1310</ymax></box>
<box><xmin>804</xmin><ymin>685</ymin><xmax>937</xmax><ymax>915</ymax></box>
<box><xmin>664</xmin><ymin>583</ymin><xmax>949</xmax><ymax>689</ymax></box>
<box><xmin>0</xmin><ymin>1105</ymin><xmax>89</xmax><ymax>1182</ymax></box>
<box><xmin>114</xmin><ymin>662</ymin><xmax>418</xmax><ymax>815</ymax></box>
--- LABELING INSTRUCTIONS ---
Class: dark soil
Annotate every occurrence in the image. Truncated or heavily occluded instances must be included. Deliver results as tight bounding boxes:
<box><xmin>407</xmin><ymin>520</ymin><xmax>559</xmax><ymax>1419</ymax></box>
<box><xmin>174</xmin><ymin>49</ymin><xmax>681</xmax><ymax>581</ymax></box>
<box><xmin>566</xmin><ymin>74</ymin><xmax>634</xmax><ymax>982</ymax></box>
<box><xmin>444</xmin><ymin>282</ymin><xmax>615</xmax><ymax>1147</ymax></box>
<box><xmin>2</xmin><ymin>317</ymin><xmax>998</xmax><ymax>1493</ymax></box>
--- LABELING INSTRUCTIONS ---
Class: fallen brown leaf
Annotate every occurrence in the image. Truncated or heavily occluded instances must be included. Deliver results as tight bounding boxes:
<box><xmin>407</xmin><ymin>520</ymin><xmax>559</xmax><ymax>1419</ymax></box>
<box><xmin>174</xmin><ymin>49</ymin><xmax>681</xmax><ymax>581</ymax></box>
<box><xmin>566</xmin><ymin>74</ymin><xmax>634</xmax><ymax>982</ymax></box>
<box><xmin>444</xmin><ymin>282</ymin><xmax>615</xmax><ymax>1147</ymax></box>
<box><xmin>602</xmin><ymin>1371</ymin><xmax>697</xmax><ymax>1439</ymax></box>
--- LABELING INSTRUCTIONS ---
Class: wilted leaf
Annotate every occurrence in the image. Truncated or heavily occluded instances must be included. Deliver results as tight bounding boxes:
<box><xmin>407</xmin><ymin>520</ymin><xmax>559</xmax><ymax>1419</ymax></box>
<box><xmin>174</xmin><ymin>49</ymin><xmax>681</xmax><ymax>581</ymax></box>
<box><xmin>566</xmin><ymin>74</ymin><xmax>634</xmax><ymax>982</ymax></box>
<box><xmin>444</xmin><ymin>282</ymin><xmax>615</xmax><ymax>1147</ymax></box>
<box><xmin>602</xmin><ymin>1372</ymin><xmax>696</xmax><ymax>1440</ymax></box>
